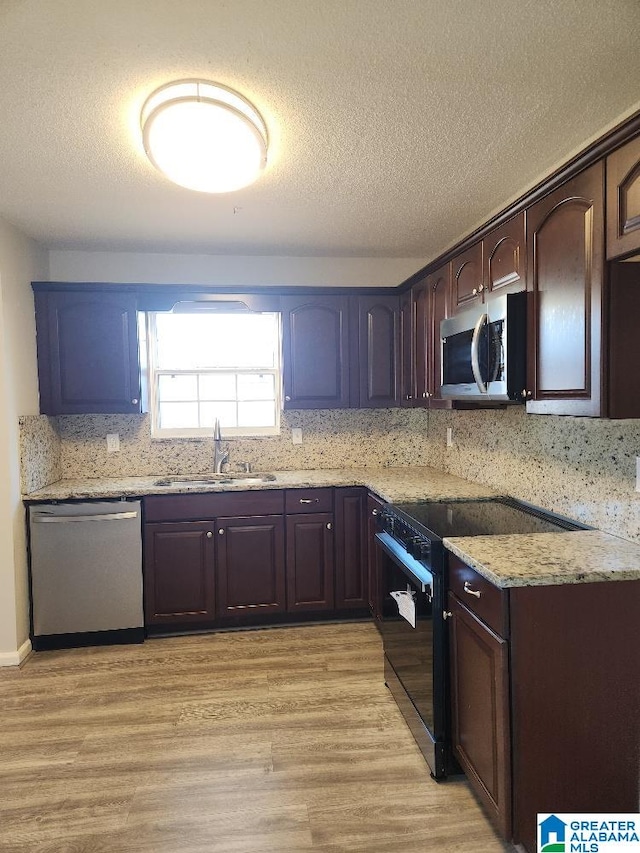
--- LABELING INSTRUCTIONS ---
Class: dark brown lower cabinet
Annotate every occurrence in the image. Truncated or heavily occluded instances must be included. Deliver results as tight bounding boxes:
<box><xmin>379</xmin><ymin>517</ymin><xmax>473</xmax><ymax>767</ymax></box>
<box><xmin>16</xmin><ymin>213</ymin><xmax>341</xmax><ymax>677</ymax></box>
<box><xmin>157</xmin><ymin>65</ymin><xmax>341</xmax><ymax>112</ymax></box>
<box><xmin>216</xmin><ymin>516</ymin><xmax>286</xmax><ymax>620</ymax></box>
<box><xmin>334</xmin><ymin>488</ymin><xmax>368</xmax><ymax>610</ymax></box>
<box><xmin>448</xmin><ymin>555</ymin><xmax>640</xmax><ymax>853</ymax></box>
<box><xmin>286</xmin><ymin>513</ymin><xmax>334</xmax><ymax>611</ymax></box>
<box><xmin>143</xmin><ymin>521</ymin><xmax>216</xmax><ymax>625</ymax></box>
<box><xmin>448</xmin><ymin>591</ymin><xmax>511</xmax><ymax>840</ymax></box>
<box><xmin>366</xmin><ymin>492</ymin><xmax>384</xmax><ymax>624</ymax></box>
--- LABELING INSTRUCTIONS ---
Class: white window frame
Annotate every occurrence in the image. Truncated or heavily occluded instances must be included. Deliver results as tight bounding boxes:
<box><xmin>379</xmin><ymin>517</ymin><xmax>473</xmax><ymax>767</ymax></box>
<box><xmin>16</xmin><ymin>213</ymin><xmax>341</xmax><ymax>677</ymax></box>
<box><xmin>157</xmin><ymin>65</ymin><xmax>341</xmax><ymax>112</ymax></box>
<box><xmin>146</xmin><ymin>311</ymin><xmax>282</xmax><ymax>439</ymax></box>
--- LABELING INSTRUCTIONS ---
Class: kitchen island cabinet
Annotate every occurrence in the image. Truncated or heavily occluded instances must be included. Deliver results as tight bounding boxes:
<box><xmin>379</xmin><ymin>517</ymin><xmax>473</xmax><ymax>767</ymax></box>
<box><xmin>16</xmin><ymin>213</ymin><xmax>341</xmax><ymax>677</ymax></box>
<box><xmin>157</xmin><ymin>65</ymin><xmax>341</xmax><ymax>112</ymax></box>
<box><xmin>446</xmin><ymin>552</ymin><xmax>640</xmax><ymax>853</ymax></box>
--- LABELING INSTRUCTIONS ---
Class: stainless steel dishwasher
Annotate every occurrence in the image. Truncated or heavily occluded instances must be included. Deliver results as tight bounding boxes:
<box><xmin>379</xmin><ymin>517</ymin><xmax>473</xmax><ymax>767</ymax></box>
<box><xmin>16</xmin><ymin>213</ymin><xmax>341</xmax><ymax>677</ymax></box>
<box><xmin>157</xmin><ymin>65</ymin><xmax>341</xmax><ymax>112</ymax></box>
<box><xmin>29</xmin><ymin>500</ymin><xmax>144</xmax><ymax>650</ymax></box>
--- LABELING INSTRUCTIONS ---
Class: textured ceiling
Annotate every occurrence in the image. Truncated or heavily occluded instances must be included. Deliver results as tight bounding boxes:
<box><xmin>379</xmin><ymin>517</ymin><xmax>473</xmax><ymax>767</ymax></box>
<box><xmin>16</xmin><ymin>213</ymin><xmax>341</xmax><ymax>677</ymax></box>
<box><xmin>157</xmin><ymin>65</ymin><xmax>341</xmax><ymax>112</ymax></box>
<box><xmin>0</xmin><ymin>0</ymin><xmax>639</xmax><ymax>266</ymax></box>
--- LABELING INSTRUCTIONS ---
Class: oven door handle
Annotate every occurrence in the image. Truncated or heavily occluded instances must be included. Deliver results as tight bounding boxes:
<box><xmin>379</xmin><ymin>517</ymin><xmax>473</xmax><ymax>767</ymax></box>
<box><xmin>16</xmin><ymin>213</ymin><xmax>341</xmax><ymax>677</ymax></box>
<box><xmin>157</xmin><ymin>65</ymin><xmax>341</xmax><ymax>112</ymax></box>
<box><xmin>375</xmin><ymin>531</ymin><xmax>433</xmax><ymax>594</ymax></box>
<box><xmin>471</xmin><ymin>311</ymin><xmax>488</xmax><ymax>394</ymax></box>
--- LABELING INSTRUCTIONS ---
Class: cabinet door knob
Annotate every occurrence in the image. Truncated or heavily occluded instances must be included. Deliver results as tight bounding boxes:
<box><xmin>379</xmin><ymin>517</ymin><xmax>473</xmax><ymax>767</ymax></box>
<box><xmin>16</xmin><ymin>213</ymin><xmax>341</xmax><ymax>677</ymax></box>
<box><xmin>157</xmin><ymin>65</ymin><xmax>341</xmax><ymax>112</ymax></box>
<box><xmin>131</xmin><ymin>398</ymin><xmax>139</xmax><ymax>405</ymax></box>
<box><xmin>463</xmin><ymin>581</ymin><xmax>481</xmax><ymax>599</ymax></box>
<box><xmin>472</xmin><ymin>288</ymin><xmax>478</xmax><ymax>295</ymax></box>
<box><xmin>372</xmin><ymin>509</ymin><xmax>379</xmax><ymax>516</ymax></box>
<box><xmin>326</xmin><ymin>522</ymin><xmax>332</xmax><ymax>530</ymax></box>
<box><xmin>285</xmin><ymin>395</ymin><xmax>291</xmax><ymax>402</ymax></box>
<box><xmin>206</xmin><ymin>531</ymin><xmax>213</xmax><ymax>538</ymax></box>
<box><xmin>443</xmin><ymin>611</ymin><xmax>453</xmax><ymax>620</ymax></box>
<box><xmin>218</xmin><ymin>528</ymin><xmax>225</xmax><ymax>535</ymax></box>
<box><xmin>478</xmin><ymin>284</ymin><xmax>484</xmax><ymax>292</ymax></box>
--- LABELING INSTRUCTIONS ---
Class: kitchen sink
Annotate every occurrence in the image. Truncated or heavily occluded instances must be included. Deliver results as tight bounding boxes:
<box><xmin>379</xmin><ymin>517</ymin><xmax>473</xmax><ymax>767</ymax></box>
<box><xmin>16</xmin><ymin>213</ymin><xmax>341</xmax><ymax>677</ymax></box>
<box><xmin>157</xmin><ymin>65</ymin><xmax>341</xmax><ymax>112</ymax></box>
<box><xmin>152</xmin><ymin>473</ymin><xmax>276</xmax><ymax>488</ymax></box>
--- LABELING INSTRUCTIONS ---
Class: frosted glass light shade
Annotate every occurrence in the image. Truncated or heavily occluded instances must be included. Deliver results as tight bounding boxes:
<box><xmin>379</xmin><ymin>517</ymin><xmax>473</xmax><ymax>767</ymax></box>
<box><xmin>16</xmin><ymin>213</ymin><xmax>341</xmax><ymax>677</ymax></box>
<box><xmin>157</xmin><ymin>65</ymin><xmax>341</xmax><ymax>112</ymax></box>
<box><xmin>141</xmin><ymin>80</ymin><xmax>268</xmax><ymax>193</ymax></box>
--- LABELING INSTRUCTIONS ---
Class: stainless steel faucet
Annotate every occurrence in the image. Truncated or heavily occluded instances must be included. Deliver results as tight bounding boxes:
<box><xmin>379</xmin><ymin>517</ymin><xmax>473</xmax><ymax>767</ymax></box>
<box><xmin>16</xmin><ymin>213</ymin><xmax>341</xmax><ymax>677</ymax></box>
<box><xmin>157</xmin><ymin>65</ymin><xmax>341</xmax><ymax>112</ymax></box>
<box><xmin>213</xmin><ymin>418</ymin><xmax>229</xmax><ymax>474</ymax></box>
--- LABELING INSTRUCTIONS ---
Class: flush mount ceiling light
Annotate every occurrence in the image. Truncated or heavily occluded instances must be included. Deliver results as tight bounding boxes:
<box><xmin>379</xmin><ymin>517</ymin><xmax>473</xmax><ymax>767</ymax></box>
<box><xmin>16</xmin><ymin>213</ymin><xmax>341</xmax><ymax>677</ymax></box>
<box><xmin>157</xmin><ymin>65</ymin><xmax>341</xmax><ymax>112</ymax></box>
<box><xmin>140</xmin><ymin>80</ymin><xmax>268</xmax><ymax>193</ymax></box>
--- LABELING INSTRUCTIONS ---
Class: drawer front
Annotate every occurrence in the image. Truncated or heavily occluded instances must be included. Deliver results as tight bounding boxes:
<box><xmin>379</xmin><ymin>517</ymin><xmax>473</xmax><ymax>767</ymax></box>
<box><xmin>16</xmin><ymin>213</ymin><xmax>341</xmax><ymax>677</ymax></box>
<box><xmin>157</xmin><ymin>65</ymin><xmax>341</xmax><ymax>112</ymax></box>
<box><xmin>285</xmin><ymin>488</ymin><xmax>333</xmax><ymax>514</ymax></box>
<box><xmin>448</xmin><ymin>555</ymin><xmax>508</xmax><ymax>638</ymax></box>
<box><xmin>144</xmin><ymin>490</ymin><xmax>284</xmax><ymax>522</ymax></box>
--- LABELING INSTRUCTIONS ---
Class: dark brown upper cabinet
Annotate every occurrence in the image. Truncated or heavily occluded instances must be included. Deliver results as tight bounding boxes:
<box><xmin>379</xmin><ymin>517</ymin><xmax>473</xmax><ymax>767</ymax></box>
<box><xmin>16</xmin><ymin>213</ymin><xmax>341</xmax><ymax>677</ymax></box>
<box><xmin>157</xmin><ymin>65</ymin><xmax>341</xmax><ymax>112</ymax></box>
<box><xmin>281</xmin><ymin>295</ymin><xmax>350</xmax><ymax>409</ymax></box>
<box><xmin>399</xmin><ymin>289</ymin><xmax>415</xmax><ymax>407</ymax></box>
<box><xmin>483</xmin><ymin>213</ymin><xmax>525</xmax><ymax>297</ymax></box>
<box><xmin>606</xmin><ymin>134</ymin><xmax>640</xmax><ymax>260</ymax></box>
<box><xmin>355</xmin><ymin>294</ymin><xmax>401</xmax><ymax>407</ymax></box>
<box><xmin>525</xmin><ymin>162</ymin><xmax>605</xmax><ymax>416</ymax></box>
<box><xmin>451</xmin><ymin>242</ymin><xmax>483</xmax><ymax>310</ymax></box>
<box><xmin>414</xmin><ymin>264</ymin><xmax>451</xmax><ymax>408</ymax></box>
<box><xmin>35</xmin><ymin>290</ymin><xmax>144</xmax><ymax>415</ymax></box>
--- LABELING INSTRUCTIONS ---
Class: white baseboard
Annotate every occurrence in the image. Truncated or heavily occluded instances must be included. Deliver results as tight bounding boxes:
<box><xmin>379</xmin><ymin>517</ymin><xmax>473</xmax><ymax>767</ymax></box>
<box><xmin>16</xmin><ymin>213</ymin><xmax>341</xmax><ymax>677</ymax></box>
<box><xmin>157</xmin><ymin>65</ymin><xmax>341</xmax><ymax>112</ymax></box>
<box><xmin>0</xmin><ymin>639</ymin><xmax>33</xmax><ymax>667</ymax></box>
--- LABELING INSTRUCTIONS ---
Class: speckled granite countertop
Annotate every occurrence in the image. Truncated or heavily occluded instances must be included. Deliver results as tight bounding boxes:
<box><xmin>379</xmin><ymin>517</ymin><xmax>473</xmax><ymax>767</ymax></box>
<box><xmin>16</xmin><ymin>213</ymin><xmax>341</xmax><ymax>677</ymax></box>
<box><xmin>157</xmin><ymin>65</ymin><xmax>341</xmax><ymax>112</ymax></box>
<box><xmin>445</xmin><ymin>530</ymin><xmax>640</xmax><ymax>587</ymax></box>
<box><xmin>23</xmin><ymin>468</ymin><xmax>640</xmax><ymax>588</ymax></box>
<box><xmin>22</xmin><ymin>466</ymin><xmax>498</xmax><ymax>504</ymax></box>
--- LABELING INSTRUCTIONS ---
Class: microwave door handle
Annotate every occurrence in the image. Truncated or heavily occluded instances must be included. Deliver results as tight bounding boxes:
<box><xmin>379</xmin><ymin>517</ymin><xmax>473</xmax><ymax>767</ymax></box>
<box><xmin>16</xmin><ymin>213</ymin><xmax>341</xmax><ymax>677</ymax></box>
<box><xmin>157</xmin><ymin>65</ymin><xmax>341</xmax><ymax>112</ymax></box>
<box><xmin>471</xmin><ymin>312</ymin><xmax>488</xmax><ymax>393</ymax></box>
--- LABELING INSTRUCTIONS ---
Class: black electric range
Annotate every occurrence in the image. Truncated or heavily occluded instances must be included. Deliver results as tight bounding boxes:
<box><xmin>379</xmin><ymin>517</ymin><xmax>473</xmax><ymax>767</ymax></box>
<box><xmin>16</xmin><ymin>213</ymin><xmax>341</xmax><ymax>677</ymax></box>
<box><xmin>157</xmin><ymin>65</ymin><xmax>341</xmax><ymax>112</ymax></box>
<box><xmin>375</xmin><ymin>496</ymin><xmax>586</xmax><ymax>780</ymax></box>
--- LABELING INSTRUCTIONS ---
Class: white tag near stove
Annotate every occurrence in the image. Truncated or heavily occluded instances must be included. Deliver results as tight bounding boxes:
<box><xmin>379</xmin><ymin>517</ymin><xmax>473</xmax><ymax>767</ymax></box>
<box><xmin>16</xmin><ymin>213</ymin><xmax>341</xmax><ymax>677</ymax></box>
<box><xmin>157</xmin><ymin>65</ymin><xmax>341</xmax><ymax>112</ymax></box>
<box><xmin>390</xmin><ymin>588</ymin><xmax>416</xmax><ymax>628</ymax></box>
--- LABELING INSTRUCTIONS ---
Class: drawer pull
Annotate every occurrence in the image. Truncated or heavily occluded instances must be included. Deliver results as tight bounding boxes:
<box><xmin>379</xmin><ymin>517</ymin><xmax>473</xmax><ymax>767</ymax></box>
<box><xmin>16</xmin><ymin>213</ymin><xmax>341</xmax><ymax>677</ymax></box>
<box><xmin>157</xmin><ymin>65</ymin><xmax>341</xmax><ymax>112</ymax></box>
<box><xmin>299</xmin><ymin>498</ymin><xmax>319</xmax><ymax>504</ymax></box>
<box><xmin>463</xmin><ymin>581</ymin><xmax>481</xmax><ymax>599</ymax></box>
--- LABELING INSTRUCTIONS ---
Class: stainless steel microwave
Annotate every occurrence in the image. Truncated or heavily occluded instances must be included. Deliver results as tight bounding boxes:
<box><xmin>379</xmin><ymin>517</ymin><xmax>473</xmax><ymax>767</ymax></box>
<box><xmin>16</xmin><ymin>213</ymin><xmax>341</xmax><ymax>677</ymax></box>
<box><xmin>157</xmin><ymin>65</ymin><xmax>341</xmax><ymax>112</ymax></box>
<box><xmin>440</xmin><ymin>291</ymin><xmax>527</xmax><ymax>401</ymax></box>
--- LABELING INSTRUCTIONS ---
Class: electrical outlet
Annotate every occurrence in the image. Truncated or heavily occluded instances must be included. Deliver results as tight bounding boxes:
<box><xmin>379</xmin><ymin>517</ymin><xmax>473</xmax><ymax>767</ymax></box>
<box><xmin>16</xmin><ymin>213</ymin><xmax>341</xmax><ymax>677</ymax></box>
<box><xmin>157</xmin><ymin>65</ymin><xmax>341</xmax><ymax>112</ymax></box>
<box><xmin>446</xmin><ymin>427</ymin><xmax>453</xmax><ymax>447</ymax></box>
<box><xmin>106</xmin><ymin>433</ymin><xmax>120</xmax><ymax>453</ymax></box>
<box><xmin>636</xmin><ymin>457</ymin><xmax>640</xmax><ymax>492</ymax></box>
<box><xmin>291</xmin><ymin>428</ymin><xmax>303</xmax><ymax>445</ymax></box>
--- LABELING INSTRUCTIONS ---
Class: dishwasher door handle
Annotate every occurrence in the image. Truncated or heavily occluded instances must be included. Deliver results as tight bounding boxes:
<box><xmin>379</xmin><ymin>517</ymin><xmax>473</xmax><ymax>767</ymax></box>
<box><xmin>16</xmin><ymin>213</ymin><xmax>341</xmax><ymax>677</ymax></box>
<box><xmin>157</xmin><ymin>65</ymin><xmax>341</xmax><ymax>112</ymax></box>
<box><xmin>31</xmin><ymin>511</ymin><xmax>139</xmax><ymax>523</ymax></box>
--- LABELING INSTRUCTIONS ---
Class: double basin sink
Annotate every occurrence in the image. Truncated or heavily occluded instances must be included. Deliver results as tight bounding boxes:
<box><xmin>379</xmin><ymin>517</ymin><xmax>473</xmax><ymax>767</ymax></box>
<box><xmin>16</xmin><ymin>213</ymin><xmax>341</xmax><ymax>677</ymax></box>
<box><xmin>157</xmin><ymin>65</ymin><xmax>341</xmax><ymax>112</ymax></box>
<box><xmin>152</xmin><ymin>473</ymin><xmax>276</xmax><ymax>488</ymax></box>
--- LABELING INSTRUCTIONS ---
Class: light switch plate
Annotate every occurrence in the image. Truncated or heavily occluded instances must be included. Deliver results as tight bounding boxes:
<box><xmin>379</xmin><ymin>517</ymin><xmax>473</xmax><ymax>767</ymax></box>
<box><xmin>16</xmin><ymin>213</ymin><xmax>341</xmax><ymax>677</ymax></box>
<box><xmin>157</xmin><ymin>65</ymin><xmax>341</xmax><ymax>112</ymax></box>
<box><xmin>291</xmin><ymin>428</ymin><xmax>303</xmax><ymax>445</ymax></box>
<box><xmin>106</xmin><ymin>433</ymin><xmax>120</xmax><ymax>452</ymax></box>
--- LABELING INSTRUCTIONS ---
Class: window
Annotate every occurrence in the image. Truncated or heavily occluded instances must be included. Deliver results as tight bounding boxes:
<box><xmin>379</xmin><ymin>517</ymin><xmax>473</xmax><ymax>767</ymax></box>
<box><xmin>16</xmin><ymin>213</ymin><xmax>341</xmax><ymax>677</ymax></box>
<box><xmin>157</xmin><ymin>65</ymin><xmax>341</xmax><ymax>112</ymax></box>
<box><xmin>147</xmin><ymin>311</ymin><xmax>281</xmax><ymax>437</ymax></box>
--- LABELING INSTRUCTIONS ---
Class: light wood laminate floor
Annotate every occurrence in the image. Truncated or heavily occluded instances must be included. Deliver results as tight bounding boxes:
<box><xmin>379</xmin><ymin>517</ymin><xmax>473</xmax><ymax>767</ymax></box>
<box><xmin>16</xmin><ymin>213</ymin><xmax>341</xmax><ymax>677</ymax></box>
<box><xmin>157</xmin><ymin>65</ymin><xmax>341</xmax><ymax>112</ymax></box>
<box><xmin>0</xmin><ymin>623</ymin><xmax>512</xmax><ymax>852</ymax></box>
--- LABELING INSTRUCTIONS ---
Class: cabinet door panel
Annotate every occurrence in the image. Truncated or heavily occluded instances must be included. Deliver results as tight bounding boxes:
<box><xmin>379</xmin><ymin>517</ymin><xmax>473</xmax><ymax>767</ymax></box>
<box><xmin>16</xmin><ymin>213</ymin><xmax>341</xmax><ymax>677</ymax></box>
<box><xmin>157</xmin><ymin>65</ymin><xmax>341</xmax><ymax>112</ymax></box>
<box><xmin>144</xmin><ymin>522</ymin><xmax>215</xmax><ymax>625</ymax></box>
<box><xmin>286</xmin><ymin>513</ymin><xmax>334</xmax><ymax>611</ymax></box>
<box><xmin>606</xmin><ymin>135</ymin><xmax>640</xmax><ymax>259</ymax></box>
<box><xmin>335</xmin><ymin>488</ymin><xmax>367</xmax><ymax>610</ymax></box>
<box><xmin>452</xmin><ymin>243</ymin><xmax>483</xmax><ymax>309</ymax></box>
<box><xmin>282</xmin><ymin>296</ymin><xmax>350</xmax><ymax>409</ymax></box>
<box><xmin>36</xmin><ymin>291</ymin><xmax>142</xmax><ymax>415</ymax></box>
<box><xmin>526</xmin><ymin>162</ymin><xmax>604</xmax><ymax>415</ymax></box>
<box><xmin>426</xmin><ymin>264</ymin><xmax>451</xmax><ymax>406</ymax></box>
<box><xmin>449</xmin><ymin>593</ymin><xmax>511</xmax><ymax>839</ymax></box>
<box><xmin>366</xmin><ymin>493</ymin><xmax>384</xmax><ymax>624</ymax></box>
<box><xmin>357</xmin><ymin>295</ymin><xmax>401</xmax><ymax>407</ymax></box>
<box><xmin>217</xmin><ymin>516</ymin><xmax>285</xmax><ymax>617</ymax></box>
<box><xmin>484</xmin><ymin>212</ymin><xmax>525</xmax><ymax>296</ymax></box>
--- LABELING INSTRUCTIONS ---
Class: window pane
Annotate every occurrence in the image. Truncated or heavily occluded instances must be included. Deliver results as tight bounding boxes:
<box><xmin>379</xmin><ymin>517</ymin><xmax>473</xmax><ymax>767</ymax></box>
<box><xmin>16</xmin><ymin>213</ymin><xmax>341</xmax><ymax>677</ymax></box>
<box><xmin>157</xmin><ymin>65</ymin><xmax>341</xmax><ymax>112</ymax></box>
<box><xmin>199</xmin><ymin>374</ymin><xmax>237</xmax><ymax>401</ymax></box>
<box><xmin>159</xmin><ymin>402</ymin><xmax>198</xmax><ymax>429</ymax></box>
<box><xmin>237</xmin><ymin>373</ymin><xmax>275</xmax><ymax>401</ymax></box>
<box><xmin>155</xmin><ymin>313</ymin><xmax>278</xmax><ymax>370</ymax></box>
<box><xmin>158</xmin><ymin>374</ymin><xmax>198</xmax><ymax>401</ymax></box>
<box><xmin>238</xmin><ymin>401</ymin><xmax>276</xmax><ymax>428</ymax></box>
<box><xmin>199</xmin><ymin>401</ymin><xmax>237</xmax><ymax>428</ymax></box>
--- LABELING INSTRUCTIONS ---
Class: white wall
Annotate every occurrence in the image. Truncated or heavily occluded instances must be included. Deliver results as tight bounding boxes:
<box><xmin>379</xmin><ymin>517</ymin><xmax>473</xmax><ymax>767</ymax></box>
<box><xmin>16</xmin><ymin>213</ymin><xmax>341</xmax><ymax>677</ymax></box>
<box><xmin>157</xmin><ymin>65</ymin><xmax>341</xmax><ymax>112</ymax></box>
<box><xmin>47</xmin><ymin>251</ymin><xmax>427</xmax><ymax>288</ymax></box>
<box><xmin>0</xmin><ymin>217</ymin><xmax>47</xmax><ymax>663</ymax></box>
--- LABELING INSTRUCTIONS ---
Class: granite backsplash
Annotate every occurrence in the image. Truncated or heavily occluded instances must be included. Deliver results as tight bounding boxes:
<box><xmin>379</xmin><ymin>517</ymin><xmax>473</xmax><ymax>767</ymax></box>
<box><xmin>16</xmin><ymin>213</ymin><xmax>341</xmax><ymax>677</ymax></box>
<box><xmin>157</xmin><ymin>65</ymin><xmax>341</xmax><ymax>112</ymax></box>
<box><xmin>19</xmin><ymin>406</ymin><xmax>640</xmax><ymax>543</ymax></box>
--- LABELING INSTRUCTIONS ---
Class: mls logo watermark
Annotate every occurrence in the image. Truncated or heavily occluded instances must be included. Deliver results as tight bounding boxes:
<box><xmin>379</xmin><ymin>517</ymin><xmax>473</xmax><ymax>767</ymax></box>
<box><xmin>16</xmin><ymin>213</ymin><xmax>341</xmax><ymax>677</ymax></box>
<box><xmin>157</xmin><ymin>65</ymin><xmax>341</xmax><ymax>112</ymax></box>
<box><xmin>538</xmin><ymin>814</ymin><xmax>640</xmax><ymax>852</ymax></box>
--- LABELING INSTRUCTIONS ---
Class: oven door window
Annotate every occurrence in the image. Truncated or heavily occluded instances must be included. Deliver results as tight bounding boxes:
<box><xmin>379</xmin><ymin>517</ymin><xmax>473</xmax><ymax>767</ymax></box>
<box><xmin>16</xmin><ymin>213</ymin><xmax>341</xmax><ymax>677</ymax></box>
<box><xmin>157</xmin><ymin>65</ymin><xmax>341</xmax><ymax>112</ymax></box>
<box><xmin>382</xmin><ymin>558</ymin><xmax>435</xmax><ymax>735</ymax></box>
